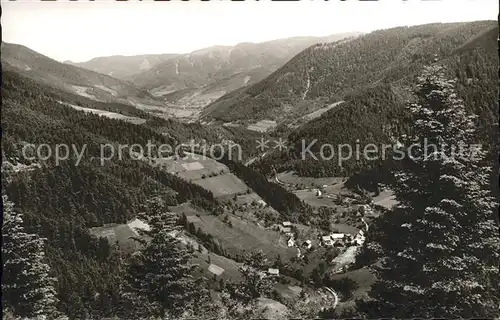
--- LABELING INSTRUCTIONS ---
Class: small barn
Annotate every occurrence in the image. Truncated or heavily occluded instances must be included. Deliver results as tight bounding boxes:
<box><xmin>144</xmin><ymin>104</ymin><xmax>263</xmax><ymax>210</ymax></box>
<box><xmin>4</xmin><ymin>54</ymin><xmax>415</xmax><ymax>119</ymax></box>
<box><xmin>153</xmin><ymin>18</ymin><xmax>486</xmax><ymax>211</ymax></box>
<box><xmin>208</xmin><ymin>263</ymin><xmax>225</xmax><ymax>276</ymax></box>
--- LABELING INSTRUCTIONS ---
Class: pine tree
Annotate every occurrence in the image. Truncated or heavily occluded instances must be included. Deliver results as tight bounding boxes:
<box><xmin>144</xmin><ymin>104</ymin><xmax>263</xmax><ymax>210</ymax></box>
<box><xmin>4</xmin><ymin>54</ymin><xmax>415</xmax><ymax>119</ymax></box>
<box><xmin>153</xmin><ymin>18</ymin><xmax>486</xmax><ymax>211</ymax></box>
<box><xmin>120</xmin><ymin>196</ymin><xmax>202</xmax><ymax>318</ymax></box>
<box><xmin>224</xmin><ymin>264</ymin><xmax>275</xmax><ymax>304</ymax></box>
<box><xmin>224</xmin><ymin>251</ymin><xmax>276</xmax><ymax>304</ymax></box>
<box><xmin>2</xmin><ymin>194</ymin><xmax>66</xmax><ymax>319</ymax></box>
<box><xmin>359</xmin><ymin>65</ymin><xmax>499</xmax><ymax>318</ymax></box>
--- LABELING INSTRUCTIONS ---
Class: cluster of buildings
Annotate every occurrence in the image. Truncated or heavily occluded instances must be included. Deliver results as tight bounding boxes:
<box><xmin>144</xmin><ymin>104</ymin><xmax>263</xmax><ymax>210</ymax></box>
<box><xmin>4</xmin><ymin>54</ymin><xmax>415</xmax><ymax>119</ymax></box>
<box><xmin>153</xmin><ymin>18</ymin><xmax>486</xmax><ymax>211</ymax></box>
<box><xmin>320</xmin><ymin>230</ymin><xmax>366</xmax><ymax>247</ymax></box>
<box><xmin>277</xmin><ymin>221</ymin><xmax>293</xmax><ymax>237</ymax></box>
<box><xmin>354</xmin><ymin>204</ymin><xmax>373</xmax><ymax>216</ymax></box>
<box><xmin>275</xmin><ymin>221</ymin><xmax>313</xmax><ymax>251</ymax></box>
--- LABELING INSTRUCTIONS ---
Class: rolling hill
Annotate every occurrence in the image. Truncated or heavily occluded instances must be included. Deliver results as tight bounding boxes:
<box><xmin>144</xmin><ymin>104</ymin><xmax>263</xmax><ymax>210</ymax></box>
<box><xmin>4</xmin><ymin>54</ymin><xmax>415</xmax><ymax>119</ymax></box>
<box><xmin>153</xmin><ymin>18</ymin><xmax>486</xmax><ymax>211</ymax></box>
<box><xmin>65</xmin><ymin>53</ymin><xmax>178</xmax><ymax>79</ymax></box>
<box><xmin>201</xmin><ymin>21</ymin><xmax>497</xmax><ymax>125</ymax></box>
<box><xmin>1</xmin><ymin>42</ymin><xmax>164</xmax><ymax>108</ymax></box>
<box><xmin>240</xmin><ymin>21</ymin><xmax>498</xmax><ymax>179</ymax></box>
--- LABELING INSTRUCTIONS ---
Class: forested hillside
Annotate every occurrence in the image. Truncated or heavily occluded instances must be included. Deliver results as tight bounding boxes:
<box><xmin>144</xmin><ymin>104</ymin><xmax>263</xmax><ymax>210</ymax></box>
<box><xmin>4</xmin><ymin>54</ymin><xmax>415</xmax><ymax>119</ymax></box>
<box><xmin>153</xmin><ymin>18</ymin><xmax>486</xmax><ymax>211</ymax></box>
<box><xmin>2</xmin><ymin>70</ymin><xmax>264</xmax><ymax>158</ymax></box>
<box><xmin>1</xmin><ymin>42</ymin><xmax>162</xmax><ymax>106</ymax></box>
<box><xmin>250</xmin><ymin>21</ymin><xmax>498</xmax><ymax>179</ymax></box>
<box><xmin>203</xmin><ymin>21</ymin><xmax>497</xmax><ymax>124</ymax></box>
<box><xmin>339</xmin><ymin>65</ymin><xmax>499</xmax><ymax>319</ymax></box>
<box><xmin>0</xmin><ymin>71</ymin><xmax>231</xmax><ymax>318</ymax></box>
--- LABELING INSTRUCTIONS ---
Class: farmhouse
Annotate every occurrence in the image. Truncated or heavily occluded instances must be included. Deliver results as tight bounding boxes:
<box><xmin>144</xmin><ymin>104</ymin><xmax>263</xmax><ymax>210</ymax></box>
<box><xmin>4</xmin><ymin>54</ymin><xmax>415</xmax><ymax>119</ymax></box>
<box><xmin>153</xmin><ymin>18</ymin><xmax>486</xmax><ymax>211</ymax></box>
<box><xmin>256</xmin><ymin>200</ymin><xmax>267</xmax><ymax>208</ymax></box>
<box><xmin>278</xmin><ymin>225</ymin><xmax>292</xmax><ymax>234</ymax></box>
<box><xmin>278</xmin><ymin>221</ymin><xmax>292</xmax><ymax>235</ymax></box>
<box><xmin>181</xmin><ymin>161</ymin><xmax>204</xmax><ymax>171</ymax></box>
<box><xmin>267</xmin><ymin>268</ymin><xmax>280</xmax><ymax>276</ymax></box>
<box><xmin>208</xmin><ymin>263</ymin><xmax>225</xmax><ymax>276</ymax></box>
<box><xmin>321</xmin><ymin>233</ymin><xmax>345</xmax><ymax>246</ymax></box>
<box><xmin>89</xmin><ymin>218</ymin><xmax>152</xmax><ymax>253</ymax></box>
<box><xmin>287</xmin><ymin>238</ymin><xmax>296</xmax><ymax>247</ymax></box>
<box><xmin>352</xmin><ymin>230</ymin><xmax>366</xmax><ymax>246</ymax></box>
<box><xmin>321</xmin><ymin>236</ymin><xmax>334</xmax><ymax>246</ymax></box>
<box><xmin>303</xmin><ymin>240</ymin><xmax>312</xmax><ymax>249</ymax></box>
<box><xmin>313</xmin><ymin>189</ymin><xmax>322</xmax><ymax>197</ymax></box>
<box><xmin>127</xmin><ymin>218</ymin><xmax>151</xmax><ymax>236</ymax></box>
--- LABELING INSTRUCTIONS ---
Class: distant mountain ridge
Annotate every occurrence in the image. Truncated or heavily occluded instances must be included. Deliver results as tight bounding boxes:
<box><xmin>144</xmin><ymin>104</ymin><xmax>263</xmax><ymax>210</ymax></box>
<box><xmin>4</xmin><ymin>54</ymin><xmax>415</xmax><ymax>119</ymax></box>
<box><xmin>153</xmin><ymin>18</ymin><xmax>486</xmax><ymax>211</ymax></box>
<box><xmin>65</xmin><ymin>53</ymin><xmax>179</xmax><ymax>79</ymax></box>
<box><xmin>126</xmin><ymin>33</ymin><xmax>362</xmax><ymax>117</ymax></box>
<box><xmin>201</xmin><ymin>21</ymin><xmax>497</xmax><ymax>124</ymax></box>
<box><xmin>1</xmin><ymin>33</ymin><xmax>361</xmax><ymax>122</ymax></box>
<box><xmin>129</xmin><ymin>34</ymin><xmax>362</xmax><ymax>91</ymax></box>
<box><xmin>243</xmin><ymin>21</ymin><xmax>498</xmax><ymax>178</ymax></box>
<box><xmin>1</xmin><ymin>42</ymin><xmax>164</xmax><ymax>107</ymax></box>
<box><xmin>54</xmin><ymin>33</ymin><xmax>361</xmax><ymax>120</ymax></box>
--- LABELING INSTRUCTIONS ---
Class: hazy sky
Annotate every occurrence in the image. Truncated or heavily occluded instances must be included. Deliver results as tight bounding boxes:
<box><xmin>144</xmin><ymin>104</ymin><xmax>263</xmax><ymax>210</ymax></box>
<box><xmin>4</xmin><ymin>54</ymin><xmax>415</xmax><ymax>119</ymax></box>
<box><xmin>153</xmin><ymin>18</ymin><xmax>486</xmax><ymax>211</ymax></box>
<box><xmin>2</xmin><ymin>0</ymin><xmax>497</xmax><ymax>62</ymax></box>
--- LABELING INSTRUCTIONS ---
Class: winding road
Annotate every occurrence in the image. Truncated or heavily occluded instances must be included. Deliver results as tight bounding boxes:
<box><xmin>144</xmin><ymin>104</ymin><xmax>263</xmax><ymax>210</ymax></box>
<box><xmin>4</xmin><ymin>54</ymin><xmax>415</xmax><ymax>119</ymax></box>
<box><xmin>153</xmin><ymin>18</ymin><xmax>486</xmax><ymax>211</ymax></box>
<box><xmin>324</xmin><ymin>287</ymin><xmax>339</xmax><ymax>309</ymax></box>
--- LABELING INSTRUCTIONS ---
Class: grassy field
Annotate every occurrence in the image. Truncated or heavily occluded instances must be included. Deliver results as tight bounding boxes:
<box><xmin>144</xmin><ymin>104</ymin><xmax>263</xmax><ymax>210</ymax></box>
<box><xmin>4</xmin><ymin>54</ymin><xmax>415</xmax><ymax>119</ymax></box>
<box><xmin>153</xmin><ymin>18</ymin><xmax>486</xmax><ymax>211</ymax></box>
<box><xmin>154</xmin><ymin>152</ymin><xmax>228</xmax><ymax>176</ymax></box>
<box><xmin>247</xmin><ymin>119</ymin><xmax>277</xmax><ymax>132</ymax></box>
<box><xmin>294</xmin><ymin>189</ymin><xmax>343</xmax><ymax>208</ymax></box>
<box><xmin>194</xmin><ymin>174</ymin><xmax>249</xmax><ymax>197</ymax></box>
<box><xmin>191</xmin><ymin>250</ymin><xmax>243</xmax><ymax>282</ymax></box>
<box><xmin>372</xmin><ymin>190</ymin><xmax>398</xmax><ymax>209</ymax></box>
<box><xmin>302</xmin><ymin>101</ymin><xmax>345</xmax><ymax>122</ymax></box>
<box><xmin>89</xmin><ymin>223</ymin><xmax>142</xmax><ymax>253</ymax></box>
<box><xmin>233</xmin><ymin>192</ymin><xmax>262</xmax><ymax>206</ymax></box>
<box><xmin>277</xmin><ymin>171</ymin><xmax>344</xmax><ymax>189</ymax></box>
<box><xmin>174</xmin><ymin>203</ymin><xmax>297</xmax><ymax>262</ymax></box>
<box><xmin>59</xmin><ymin>101</ymin><xmax>147</xmax><ymax>125</ymax></box>
<box><xmin>154</xmin><ymin>153</ymin><xmax>250</xmax><ymax>197</ymax></box>
<box><xmin>329</xmin><ymin>267</ymin><xmax>377</xmax><ymax>313</ymax></box>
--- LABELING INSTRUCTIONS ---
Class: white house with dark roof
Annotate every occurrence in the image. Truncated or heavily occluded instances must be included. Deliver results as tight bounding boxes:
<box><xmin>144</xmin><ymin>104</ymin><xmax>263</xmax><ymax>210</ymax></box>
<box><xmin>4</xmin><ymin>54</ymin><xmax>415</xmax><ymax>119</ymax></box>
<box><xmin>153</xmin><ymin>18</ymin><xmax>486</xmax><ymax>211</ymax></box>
<box><xmin>321</xmin><ymin>236</ymin><xmax>334</xmax><ymax>246</ymax></box>
<box><xmin>279</xmin><ymin>225</ymin><xmax>292</xmax><ymax>234</ymax></box>
<box><xmin>267</xmin><ymin>268</ymin><xmax>279</xmax><ymax>276</ymax></box>
<box><xmin>303</xmin><ymin>240</ymin><xmax>312</xmax><ymax>249</ymax></box>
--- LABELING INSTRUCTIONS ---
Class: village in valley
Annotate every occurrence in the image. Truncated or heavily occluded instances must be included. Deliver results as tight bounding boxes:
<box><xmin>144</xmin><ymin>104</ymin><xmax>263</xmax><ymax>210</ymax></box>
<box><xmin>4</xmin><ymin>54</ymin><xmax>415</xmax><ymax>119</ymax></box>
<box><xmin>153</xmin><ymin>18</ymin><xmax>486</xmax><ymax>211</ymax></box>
<box><xmin>89</xmin><ymin>152</ymin><xmax>397</xmax><ymax>311</ymax></box>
